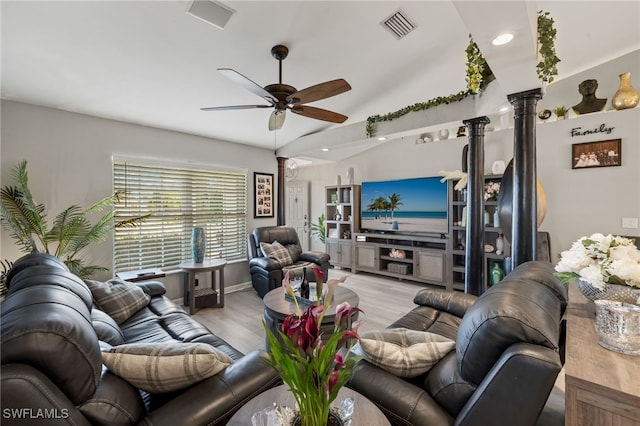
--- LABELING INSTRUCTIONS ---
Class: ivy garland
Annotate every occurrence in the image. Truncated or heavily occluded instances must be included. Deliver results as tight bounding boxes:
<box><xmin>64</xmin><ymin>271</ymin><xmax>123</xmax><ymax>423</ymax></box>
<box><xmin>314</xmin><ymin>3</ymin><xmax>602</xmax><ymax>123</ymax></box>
<box><xmin>365</xmin><ymin>36</ymin><xmax>486</xmax><ymax>138</ymax></box>
<box><xmin>365</xmin><ymin>12</ymin><xmax>559</xmax><ymax>138</ymax></box>
<box><xmin>536</xmin><ymin>10</ymin><xmax>560</xmax><ymax>83</ymax></box>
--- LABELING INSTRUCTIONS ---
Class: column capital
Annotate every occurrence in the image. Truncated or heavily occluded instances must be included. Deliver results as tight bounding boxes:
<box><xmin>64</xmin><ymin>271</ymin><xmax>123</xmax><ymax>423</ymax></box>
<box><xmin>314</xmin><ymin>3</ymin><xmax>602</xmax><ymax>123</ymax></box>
<box><xmin>463</xmin><ymin>115</ymin><xmax>491</xmax><ymax>126</ymax></box>
<box><xmin>507</xmin><ymin>88</ymin><xmax>543</xmax><ymax>104</ymax></box>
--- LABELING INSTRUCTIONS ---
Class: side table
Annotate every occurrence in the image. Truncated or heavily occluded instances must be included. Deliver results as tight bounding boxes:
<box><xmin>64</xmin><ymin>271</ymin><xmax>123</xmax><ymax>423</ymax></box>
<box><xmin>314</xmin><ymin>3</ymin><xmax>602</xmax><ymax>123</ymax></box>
<box><xmin>226</xmin><ymin>384</ymin><xmax>391</xmax><ymax>425</ymax></box>
<box><xmin>178</xmin><ymin>259</ymin><xmax>226</xmax><ymax>314</ymax></box>
<box><xmin>263</xmin><ymin>286</ymin><xmax>359</xmax><ymax>348</ymax></box>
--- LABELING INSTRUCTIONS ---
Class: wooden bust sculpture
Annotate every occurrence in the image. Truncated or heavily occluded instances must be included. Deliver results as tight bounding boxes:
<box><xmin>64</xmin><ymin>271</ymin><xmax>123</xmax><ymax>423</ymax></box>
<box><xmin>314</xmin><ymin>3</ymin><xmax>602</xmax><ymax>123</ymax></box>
<box><xmin>572</xmin><ymin>79</ymin><xmax>607</xmax><ymax>115</ymax></box>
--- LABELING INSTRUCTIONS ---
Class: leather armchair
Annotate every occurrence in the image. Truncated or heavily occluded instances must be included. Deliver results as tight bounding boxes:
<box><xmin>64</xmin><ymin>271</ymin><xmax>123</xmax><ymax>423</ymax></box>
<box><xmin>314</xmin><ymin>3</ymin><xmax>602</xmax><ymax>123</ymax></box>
<box><xmin>348</xmin><ymin>261</ymin><xmax>567</xmax><ymax>426</ymax></box>
<box><xmin>1</xmin><ymin>253</ymin><xmax>280</xmax><ymax>426</ymax></box>
<box><xmin>247</xmin><ymin>226</ymin><xmax>330</xmax><ymax>298</ymax></box>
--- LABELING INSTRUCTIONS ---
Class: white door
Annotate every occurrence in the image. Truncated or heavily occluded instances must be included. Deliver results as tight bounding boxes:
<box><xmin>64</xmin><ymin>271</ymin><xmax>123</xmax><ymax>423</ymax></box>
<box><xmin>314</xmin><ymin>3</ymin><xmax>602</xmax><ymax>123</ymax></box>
<box><xmin>286</xmin><ymin>180</ymin><xmax>310</xmax><ymax>251</ymax></box>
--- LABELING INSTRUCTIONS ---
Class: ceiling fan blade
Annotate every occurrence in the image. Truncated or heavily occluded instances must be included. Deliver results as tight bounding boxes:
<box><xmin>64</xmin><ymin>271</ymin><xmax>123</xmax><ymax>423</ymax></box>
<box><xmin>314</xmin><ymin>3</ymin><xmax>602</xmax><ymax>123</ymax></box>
<box><xmin>200</xmin><ymin>104</ymin><xmax>272</xmax><ymax>111</ymax></box>
<box><xmin>268</xmin><ymin>110</ymin><xmax>286</xmax><ymax>131</ymax></box>
<box><xmin>290</xmin><ymin>105</ymin><xmax>348</xmax><ymax>124</ymax></box>
<box><xmin>218</xmin><ymin>68</ymin><xmax>278</xmax><ymax>104</ymax></box>
<box><xmin>286</xmin><ymin>79</ymin><xmax>351</xmax><ymax>105</ymax></box>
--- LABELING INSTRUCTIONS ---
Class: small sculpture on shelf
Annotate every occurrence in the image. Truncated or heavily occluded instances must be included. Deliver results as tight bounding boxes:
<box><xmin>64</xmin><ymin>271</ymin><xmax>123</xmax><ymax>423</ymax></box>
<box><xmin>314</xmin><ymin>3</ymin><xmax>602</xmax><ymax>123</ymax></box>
<box><xmin>572</xmin><ymin>79</ymin><xmax>607</xmax><ymax>115</ymax></box>
<box><xmin>538</xmin><ymin>109</ymin><xmax>552</xmax><ymax>121</ymax></box>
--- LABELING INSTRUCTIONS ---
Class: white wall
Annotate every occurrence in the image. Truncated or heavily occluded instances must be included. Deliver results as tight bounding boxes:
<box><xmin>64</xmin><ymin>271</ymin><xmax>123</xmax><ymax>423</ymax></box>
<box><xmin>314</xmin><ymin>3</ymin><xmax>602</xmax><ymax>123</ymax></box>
<box><xmin>297</xmin><ymin>51</ymin><xmax>640</xmax><ymax>263</ymax></box>
<box><xmin>1</xmin><ymin>101</ymin><xmax>279</xmax><ymax>299</ymax></box>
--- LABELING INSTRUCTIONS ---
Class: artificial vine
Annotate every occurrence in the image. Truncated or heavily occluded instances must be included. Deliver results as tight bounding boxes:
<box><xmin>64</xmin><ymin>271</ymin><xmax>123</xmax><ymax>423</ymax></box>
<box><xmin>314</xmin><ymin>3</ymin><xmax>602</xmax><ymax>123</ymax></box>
<box><xmin>365</xmin><ymin>89</ymin><xmax>471</xmax><ymax>138</ymax></box>
<box><xmin>466</xmin><ymin>37</ymin><xmax>488</xmax><ymax>94</ymax></box>
<box><xmin>365</xmin><ymin>36</ymin><xmax>488</xmax><ymax>138</ymax></box>
<box><xmin>536</xmin><ymin>10</ymin><xmax>560</xmax><ymax>83</ymax></box>
<box><xmin>365</xmin><ymin>12</ymin><xmax>559</xmax><ymax>138</ymax></box>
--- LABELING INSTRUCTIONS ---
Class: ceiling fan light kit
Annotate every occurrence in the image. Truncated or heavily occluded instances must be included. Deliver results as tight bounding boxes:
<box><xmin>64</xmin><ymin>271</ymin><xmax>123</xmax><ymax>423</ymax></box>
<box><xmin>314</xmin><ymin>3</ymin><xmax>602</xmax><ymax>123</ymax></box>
<box><xmin>201</xmin><ymin>44</ymin><xmax>351</xmax><ymax>131</ymax></box>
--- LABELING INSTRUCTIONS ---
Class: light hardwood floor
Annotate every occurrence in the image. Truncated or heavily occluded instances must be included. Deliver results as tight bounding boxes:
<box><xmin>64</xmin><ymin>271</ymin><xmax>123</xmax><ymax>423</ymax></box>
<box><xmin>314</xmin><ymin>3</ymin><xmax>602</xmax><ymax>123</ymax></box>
<box><xmin>192</xmin><ymin>269</ymin><xmax>564</xmax><ymax>425</ymax></box>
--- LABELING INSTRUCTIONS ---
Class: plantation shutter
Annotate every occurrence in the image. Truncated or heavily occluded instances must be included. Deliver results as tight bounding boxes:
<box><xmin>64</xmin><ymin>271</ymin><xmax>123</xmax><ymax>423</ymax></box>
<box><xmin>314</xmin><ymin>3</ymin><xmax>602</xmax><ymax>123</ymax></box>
<box><xmin>113</xmin><ymin>161</ymin><xmax>247</xmax><ymax>272</ymax></box>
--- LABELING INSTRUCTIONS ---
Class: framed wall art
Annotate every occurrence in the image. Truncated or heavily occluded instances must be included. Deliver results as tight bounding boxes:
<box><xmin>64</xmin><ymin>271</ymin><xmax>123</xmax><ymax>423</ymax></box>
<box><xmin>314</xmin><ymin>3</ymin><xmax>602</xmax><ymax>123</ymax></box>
<box><xmin>254</xmin><ymin>172</ymin><xmax>274</xmax><ymax>218</ymax></box>
<box><xmin>571</xmin><ymin>139</ymin><xmax>621</xmax><ymax>169</ymax></box>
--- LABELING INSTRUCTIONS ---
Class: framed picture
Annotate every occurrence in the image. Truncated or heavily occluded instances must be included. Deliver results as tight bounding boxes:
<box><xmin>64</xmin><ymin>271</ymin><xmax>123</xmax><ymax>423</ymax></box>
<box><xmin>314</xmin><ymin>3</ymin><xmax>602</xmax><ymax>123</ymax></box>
<box><xmin>253</xmin><ymin>172</ymin><xmax>274</xmax><ymax>218</ymax></box>
<box><xmin>571</xmin><ymin>139</ymin><xmax>621</xmax><ymax>169</ymax></box>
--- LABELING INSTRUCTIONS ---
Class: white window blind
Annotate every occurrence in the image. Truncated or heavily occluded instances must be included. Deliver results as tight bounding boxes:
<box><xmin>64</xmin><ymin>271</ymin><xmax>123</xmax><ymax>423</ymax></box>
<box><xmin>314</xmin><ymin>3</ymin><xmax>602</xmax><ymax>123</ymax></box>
<box><xmin>113</xmin><ymin>161</ymin><xmax>247</xmax><ymax>272</ymax></box>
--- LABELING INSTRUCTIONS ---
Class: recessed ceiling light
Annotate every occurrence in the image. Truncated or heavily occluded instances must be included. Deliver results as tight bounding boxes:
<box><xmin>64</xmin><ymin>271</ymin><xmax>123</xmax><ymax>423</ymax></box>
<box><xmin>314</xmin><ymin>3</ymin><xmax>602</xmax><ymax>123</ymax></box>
<box><xmin>322</xmin><ymin>148</ymin><xmax>329</xmax><ymax>152</ymax></box>
<box><xmin>499</xmin><ymin>106</ymin><xmax>510</xmax><ymax>112</ymax></box>
<box><xmin>378</xmin><ymin>137</ymin><xmax>387</xmax><ymax>141</ymax></box>
<box><xmin>492</xmin><ymin>33</ymin><xmax>513</xmax><ymax>46</ymax></box>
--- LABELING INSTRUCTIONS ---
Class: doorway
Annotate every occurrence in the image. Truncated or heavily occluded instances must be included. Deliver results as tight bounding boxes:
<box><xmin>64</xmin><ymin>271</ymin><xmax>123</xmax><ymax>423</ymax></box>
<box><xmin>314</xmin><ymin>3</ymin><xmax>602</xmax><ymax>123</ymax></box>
<box><xmin>286</xmin><ymin>180</ymin><xmax>310</xmax><ymax>251</ymax></box>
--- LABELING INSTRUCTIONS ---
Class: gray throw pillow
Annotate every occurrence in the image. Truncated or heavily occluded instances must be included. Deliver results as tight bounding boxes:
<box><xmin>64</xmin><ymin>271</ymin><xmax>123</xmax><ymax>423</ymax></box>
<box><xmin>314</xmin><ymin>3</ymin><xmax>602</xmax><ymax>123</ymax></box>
<box><xmin>359</xmin><ymin>328</ymin><xmax>455</xmax><ymax>378</ymax></box>
<box><xmin>101</xmin><ymin>342</ymin><xmax>234</xmax><ymax>393</ymax></box>
<box><xmin>260</xmin><ymin>240</ymin><xmax>294</xmax><ymax>266</ymax></box>
<box><xmin>85</xmin><ymin>278</ymin><xmax>151</xmax><ymax>325</ymax></box>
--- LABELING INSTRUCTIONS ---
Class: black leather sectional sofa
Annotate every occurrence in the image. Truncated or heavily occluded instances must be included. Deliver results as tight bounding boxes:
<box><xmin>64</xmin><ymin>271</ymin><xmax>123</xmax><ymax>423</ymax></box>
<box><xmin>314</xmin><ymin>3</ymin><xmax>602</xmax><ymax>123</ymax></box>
<box><xmin>1</xmin><ymin>253</ymin><xmax>280</xmax><ymax>425</ymax></box>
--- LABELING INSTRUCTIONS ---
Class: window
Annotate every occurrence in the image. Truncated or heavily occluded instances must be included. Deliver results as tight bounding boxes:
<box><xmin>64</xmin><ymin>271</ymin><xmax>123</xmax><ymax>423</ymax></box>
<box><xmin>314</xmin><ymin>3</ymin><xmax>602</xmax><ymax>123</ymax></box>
<box><xmin>113</xmin><ymin>160</ymin><xmax>247</xmax><ymax>272</ymax></box>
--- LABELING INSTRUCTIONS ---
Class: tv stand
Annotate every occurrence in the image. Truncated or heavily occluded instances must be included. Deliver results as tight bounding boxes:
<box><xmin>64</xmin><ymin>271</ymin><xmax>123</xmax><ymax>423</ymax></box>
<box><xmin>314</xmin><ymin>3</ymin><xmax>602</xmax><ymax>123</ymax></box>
<box><xmin>353</xmin><ymin>232</ymin><xmax>454</xmax><ymax>290</ymax></box>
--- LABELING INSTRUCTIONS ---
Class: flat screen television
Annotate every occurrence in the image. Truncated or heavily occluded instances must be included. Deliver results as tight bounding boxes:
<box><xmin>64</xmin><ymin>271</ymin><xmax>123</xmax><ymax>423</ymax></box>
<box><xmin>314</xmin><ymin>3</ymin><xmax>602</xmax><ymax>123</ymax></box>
<box><xmin>360</xmin><ymin>176</ymin><xmax>448</xmax><ymax>235</ymax></box>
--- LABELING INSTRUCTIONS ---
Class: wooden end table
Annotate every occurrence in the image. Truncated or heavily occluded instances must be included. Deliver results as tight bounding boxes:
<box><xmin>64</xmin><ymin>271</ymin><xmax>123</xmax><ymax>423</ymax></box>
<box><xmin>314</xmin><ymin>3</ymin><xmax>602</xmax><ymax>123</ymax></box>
<box><xmin>226</xmin><ymin>384</ymin><xmax>391</xmax><ymax>425</ymax></box>
<box><xmin>179</xmin><ymin>259</ymin><xmax>226</xmax><ymax>314</ymax></box>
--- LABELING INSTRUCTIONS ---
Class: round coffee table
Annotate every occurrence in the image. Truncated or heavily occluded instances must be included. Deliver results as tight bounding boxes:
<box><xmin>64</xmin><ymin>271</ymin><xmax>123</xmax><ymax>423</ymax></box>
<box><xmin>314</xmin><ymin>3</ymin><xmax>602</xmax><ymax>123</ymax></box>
<box><xmin>263</xmin><ymin>286</ymin><xmax>359</xmax><ymax>347</ymax></box>
<box><xmin>226</xmin><ymin>384</ymin><xmax>390</xmax><ymax>425</ymax></box>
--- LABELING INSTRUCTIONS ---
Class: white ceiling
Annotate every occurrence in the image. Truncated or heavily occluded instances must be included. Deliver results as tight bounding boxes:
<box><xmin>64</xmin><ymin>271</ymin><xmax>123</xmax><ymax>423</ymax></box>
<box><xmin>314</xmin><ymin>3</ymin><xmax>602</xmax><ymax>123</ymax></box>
<box><xmin>2</xmin><ymin>1</ymin><xmax>639</xmax><ymax>161</ymax></box>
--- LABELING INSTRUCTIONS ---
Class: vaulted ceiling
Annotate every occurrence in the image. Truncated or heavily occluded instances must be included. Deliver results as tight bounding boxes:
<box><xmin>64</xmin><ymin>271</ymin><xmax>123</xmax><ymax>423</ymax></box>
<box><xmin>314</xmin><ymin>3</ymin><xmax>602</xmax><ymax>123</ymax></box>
<box><xmin>2</xmin><ymin>1</ymin><xmax>638</xmax><ymax>161</ymax></box>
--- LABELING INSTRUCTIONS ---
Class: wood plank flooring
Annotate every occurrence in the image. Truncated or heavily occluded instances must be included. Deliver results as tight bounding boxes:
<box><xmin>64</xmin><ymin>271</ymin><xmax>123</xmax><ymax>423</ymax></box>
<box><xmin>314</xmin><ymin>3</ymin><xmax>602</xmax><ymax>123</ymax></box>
<box><xmin>192</xmin><ymin>269</ymin><xmax>564</xmax><ymax>426</ymax></box>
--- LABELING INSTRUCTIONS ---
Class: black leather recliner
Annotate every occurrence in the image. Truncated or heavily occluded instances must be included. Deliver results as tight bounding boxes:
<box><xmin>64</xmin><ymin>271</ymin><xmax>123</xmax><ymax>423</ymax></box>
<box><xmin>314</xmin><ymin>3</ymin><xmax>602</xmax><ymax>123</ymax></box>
<box><xmin>1</xmin><ymin>253</ymin><xmax>280</xmax><ymax>425</ymax></box>
<box><xmin>348</xmin><ymin>261</ymin><xmax>567</xmax><ymax>426</ymax></box>
<box><xmin>247</xmin><ymin>226</ymin><xmax>330</xmax><ymax>298</ymax></box>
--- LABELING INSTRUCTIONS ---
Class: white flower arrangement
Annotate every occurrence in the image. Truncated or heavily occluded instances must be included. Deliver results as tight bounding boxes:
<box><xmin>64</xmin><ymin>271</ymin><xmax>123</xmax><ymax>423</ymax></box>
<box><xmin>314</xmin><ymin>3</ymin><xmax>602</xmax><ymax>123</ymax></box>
<box><xmin>555</xmin><ymin>233</ymin><xmax>640</xmax><ymax>290</ymax></box>
<box><xmin>484</xmin><ymin>182</ymin><xmax>500</xmax><ymax>201</ymax></box>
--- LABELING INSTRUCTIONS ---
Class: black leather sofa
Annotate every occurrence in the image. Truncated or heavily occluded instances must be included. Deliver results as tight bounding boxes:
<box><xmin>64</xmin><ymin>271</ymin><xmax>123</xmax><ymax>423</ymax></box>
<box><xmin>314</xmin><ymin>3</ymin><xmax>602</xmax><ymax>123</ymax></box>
<box><xmin>348</xmin><ymin>261</ymin><xmax>567</xmax><ymax>426</ymax></box>
<box><xmin>1</xmin><ymin>253</ymin><xmax>280</xmax><ymax>425</ymax></box>
<box><xmin>247</xmin><ymin>226</ymin><xmax>330</xmax><ymax>298</ymax></box>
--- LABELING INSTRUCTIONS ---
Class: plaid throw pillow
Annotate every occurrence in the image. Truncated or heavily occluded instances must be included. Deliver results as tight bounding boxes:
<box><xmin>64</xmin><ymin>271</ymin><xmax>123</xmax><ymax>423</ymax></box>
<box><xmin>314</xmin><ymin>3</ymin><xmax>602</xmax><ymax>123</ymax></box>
<box><xmin>260</xmin><ymin>240</ymin><xmax>294</xmax><ymax>266</ymax></box>
<box><xmin>359</xmin><ymin>328</ymin><xmax>455</xmax><ymax>378</ymax></box>
<box><xmin>101</xmin><ymin>342</ymin><xmax>233</xmax><ymax>393</ymax></box>
<box><xmin>85</xmin><ymin>278</ymin><xmax>151</xmax><ymax>325</ymax></box>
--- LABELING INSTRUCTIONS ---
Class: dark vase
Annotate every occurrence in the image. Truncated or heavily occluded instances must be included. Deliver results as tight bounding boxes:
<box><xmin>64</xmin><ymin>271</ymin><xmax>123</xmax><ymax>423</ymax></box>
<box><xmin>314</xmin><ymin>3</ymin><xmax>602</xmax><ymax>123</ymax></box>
<box><xmin>191</xmin><ymin>227</ymin><xmax>206</xmax><ymax>263</ymax></box>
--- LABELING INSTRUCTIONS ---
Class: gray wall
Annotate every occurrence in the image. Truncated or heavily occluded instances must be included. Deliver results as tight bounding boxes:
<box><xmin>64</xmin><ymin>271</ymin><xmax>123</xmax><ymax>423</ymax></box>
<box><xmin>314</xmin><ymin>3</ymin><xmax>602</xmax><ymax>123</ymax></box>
<box><xmin>1</xmin><ymin>101</ymin><xmax>278</xmax><ymax>299</ymax></box>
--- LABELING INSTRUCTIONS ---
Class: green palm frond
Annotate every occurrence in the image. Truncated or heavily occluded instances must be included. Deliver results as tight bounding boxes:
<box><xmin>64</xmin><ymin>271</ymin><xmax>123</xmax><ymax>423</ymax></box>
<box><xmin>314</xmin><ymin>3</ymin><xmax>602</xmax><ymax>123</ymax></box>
<box><xmin>63</xmin><ymin>257</ymin><xmax>108</xmax><ymax>277</ymax></box>
<box><xmin>12</xmin><ymin>160</ymin><xmax>49</xmax><ymax>239</ymax></box>
<box><xmin>115</xmin><ymin>214</ymin><xmax>151</xmax><ymax>228</ymax></box>
<box><xmin>50</xmin><ymin>207</ymin><xmax>92</xmax><ymax>257</ymax></box>
<box><xmin>0</xmin><ymin>184</ymin><xmax>48</xmax><ymax>253</ymax></box>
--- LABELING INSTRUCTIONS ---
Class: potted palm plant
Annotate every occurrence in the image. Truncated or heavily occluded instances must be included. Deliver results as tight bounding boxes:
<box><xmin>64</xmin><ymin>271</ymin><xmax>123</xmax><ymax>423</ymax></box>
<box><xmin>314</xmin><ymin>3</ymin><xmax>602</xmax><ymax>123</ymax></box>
<box><xmin>310</xmin><ymin>213</ymin><xmax>326</xmax><ymax>244</ymax></box>
<box><xmin>0</xmin><ymin>160</ymin><xmax>148</xmax><ymax>279</ymax></box>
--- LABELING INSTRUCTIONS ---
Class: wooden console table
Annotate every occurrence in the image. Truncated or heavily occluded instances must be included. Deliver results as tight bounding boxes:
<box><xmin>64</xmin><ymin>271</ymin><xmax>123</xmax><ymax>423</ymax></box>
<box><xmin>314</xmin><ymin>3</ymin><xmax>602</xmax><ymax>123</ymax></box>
<box><xmin>565</xmin><ymin>282</ymin><xmax>640</xmax><ymax>425</ymax></box>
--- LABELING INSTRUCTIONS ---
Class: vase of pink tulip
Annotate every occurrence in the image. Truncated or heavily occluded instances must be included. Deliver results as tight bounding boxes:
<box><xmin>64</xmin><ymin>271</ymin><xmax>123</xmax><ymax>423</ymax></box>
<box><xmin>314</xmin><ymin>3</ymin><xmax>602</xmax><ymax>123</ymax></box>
<box><xmin>263</xmin><ymin>268</ymin><xmax>361</xmax><ymax>426</ymax></box>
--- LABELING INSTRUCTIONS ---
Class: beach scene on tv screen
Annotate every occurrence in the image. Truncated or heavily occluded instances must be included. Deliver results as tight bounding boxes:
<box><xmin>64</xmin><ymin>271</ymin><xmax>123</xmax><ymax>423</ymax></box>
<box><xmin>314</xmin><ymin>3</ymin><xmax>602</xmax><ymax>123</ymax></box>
<box><xmin>361</xmin><ymin>177</ymin><xmax>448</xmax><ymax>234</ymax></box>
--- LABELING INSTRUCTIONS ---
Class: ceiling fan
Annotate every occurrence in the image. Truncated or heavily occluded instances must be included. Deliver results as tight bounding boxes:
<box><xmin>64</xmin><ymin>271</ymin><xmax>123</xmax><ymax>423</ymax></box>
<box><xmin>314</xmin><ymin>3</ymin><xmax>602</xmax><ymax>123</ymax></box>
<box><xmin>201</xmin><ymin>45</ymin><xmax>351</xmax><ymax>131</ymax></box>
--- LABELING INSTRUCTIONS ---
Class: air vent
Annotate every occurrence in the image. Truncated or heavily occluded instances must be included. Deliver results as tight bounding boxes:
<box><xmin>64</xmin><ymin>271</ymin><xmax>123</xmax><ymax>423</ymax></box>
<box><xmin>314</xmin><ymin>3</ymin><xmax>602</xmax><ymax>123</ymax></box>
<box><xmin>381</xmin><ymin>9</ymin><xmax>416</xmax><ymax>39</ymax></box>
<box><xmin>186</xmin><ymin>0</ymin><xmax>235</xmax><ymax>30</ymax></box>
